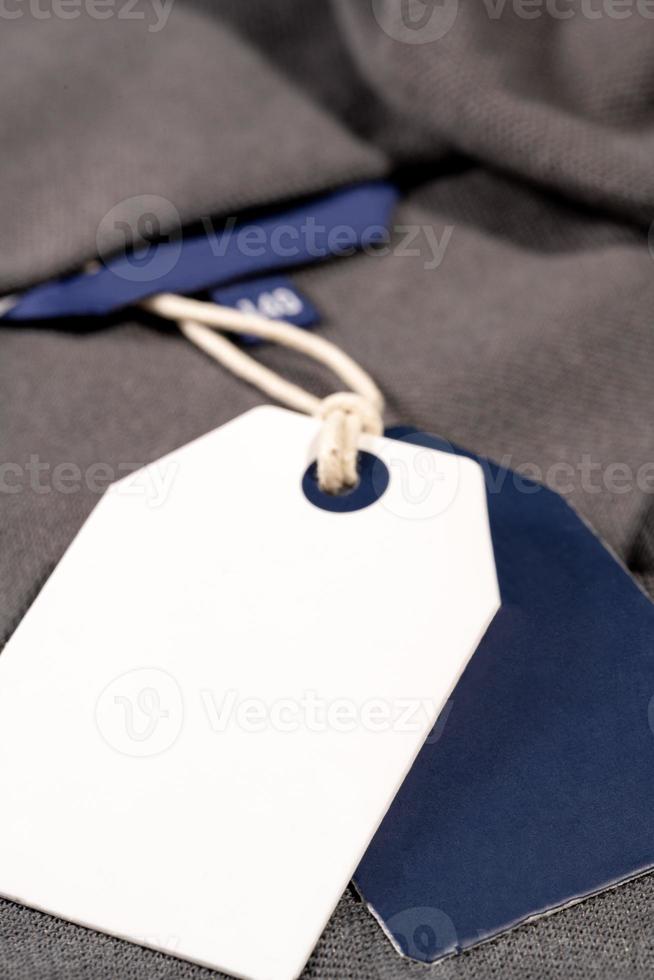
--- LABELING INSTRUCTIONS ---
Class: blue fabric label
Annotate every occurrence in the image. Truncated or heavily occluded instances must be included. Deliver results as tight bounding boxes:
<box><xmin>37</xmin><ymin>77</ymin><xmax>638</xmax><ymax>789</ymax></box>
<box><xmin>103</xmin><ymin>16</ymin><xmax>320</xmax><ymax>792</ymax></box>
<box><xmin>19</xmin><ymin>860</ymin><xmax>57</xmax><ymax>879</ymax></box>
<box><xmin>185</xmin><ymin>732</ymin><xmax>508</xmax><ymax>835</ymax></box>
<box><xmin>4</xmin><ymin>182</ymin><xmax>397</xmax><ymax>321</ymax></box>
<box><xmin>355</xmin><ymin>428</ymin><xmax>654</xmax><ymax>963</ymax></box>
<box><xmin>212</xmin><ymin>275</ymin><xmax>320</xmax><ymax>342</ymax></box>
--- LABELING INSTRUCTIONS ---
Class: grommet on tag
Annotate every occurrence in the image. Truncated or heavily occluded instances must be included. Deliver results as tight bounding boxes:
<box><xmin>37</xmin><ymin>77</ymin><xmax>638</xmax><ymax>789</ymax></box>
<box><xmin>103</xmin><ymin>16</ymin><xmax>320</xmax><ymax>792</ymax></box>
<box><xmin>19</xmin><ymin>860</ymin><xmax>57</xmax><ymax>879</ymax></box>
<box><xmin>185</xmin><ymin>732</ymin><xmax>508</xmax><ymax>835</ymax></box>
<box><xmin>302</xmin><ymin>451</ymin><xmax>389</xmax><ymax>513</ymax></box>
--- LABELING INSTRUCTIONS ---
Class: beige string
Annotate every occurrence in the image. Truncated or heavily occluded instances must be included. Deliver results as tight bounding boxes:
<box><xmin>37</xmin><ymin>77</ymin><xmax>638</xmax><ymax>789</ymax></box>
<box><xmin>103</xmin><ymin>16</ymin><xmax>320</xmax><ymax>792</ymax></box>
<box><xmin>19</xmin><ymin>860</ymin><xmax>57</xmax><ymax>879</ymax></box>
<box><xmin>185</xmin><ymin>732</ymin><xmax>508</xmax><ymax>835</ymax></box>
<box><xmin>140</xmin><ymin>293</ymin><xmax>384</xmax><ymax>494</ymax></box>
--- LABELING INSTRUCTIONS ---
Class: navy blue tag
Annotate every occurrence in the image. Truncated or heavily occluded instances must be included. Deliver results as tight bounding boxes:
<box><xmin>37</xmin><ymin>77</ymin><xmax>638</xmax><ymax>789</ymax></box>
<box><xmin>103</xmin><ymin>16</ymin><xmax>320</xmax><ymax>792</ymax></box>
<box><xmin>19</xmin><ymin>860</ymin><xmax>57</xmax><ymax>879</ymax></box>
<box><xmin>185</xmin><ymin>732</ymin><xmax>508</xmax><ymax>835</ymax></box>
<box><xmin>212</xmin><ymin>274</ymin><xmax>320</xmax><ymax>344</ymax></box>
<box><xmin>355</xmin><ymin>428</ymin><xmax>654</xmax><ymax>962</ymax></box>
<box><xmin>4</xmin><ymin>182</ymin><xmax>396</xmax><ymax>321</ymax></box>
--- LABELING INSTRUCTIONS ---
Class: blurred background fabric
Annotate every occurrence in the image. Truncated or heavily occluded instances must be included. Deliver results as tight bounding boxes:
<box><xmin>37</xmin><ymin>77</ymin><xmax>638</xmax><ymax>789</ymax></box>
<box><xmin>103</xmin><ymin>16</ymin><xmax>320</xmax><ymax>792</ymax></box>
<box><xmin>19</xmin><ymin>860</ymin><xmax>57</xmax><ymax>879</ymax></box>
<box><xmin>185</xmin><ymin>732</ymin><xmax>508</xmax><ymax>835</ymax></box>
<box><xmin>2</xmin><ymin>1</ymin><xmax>654</xmax><ymax>976</ymax></box>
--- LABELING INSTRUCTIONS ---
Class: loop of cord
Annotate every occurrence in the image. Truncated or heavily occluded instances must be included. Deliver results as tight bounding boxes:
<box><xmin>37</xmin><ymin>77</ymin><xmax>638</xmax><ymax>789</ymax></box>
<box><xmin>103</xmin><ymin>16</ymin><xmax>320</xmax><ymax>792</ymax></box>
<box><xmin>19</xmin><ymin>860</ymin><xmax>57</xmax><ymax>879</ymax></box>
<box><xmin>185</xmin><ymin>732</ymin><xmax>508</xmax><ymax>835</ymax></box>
<box><xmin>140</xmin><ymin>293</ymin><xmax>385</xmax><ymax>494</ymax></box>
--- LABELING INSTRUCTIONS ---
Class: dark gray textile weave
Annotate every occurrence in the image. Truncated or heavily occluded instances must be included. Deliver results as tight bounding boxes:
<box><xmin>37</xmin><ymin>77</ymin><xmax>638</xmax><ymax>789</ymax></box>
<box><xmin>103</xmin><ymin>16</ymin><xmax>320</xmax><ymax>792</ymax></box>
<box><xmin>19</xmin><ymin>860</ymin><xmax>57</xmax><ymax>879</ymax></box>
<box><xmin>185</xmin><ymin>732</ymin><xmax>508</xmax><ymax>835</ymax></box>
<box><xmin>2</xmin><ymin>1</ymin><xmax>654</xmax><ymax>977</ymax></box>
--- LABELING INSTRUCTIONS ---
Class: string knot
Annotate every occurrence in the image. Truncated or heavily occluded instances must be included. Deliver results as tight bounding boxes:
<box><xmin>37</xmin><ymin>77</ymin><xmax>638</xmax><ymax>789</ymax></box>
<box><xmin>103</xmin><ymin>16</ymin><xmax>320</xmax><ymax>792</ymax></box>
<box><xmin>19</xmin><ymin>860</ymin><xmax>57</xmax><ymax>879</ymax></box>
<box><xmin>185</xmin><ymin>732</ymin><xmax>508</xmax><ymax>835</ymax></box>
<box><xmin>140</xmin><ymin>295</ymin><xmax>386</xmax><ymax>496</ymax></box>
<box><xmin>316</xmin><ymin>392</ymin><xmax>384</xmax><ymax>495</ymax></box>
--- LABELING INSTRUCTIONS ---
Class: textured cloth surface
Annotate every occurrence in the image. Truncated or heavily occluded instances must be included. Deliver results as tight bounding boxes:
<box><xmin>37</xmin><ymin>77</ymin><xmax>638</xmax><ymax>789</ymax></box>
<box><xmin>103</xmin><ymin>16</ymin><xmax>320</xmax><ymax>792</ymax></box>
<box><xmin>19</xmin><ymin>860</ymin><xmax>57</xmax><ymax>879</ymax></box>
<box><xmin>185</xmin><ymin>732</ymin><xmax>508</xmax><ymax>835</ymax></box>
<box><xmin>0</xmin><ymin>1</ymin><xmax>385</xmax><ymax>292</ymax></box>
<box><xmin>2</xmin><ymin>1</ymin><xmax>654</xmax><ymax>977</ymax></box>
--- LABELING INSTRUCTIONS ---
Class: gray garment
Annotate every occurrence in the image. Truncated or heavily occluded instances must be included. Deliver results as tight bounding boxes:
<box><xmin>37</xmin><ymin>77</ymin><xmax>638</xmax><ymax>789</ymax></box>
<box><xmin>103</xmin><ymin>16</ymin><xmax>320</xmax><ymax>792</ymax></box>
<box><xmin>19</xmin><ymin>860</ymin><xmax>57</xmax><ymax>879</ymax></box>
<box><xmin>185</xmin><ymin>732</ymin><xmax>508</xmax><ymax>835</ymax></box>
<box><xmin>2</xmin><ymin>1</ymin><xmax>654</xmax><ymax>977</ymax></box>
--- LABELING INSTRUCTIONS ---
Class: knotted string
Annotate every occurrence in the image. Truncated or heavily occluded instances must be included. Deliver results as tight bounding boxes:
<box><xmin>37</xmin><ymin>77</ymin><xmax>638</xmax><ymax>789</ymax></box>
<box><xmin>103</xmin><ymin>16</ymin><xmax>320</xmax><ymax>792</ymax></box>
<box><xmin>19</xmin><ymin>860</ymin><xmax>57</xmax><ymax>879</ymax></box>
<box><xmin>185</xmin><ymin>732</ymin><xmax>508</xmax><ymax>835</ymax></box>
<box><xmin>141</xmin><ymin>293</ymin><xmax>384</xmax><ymax>494</ymax></box>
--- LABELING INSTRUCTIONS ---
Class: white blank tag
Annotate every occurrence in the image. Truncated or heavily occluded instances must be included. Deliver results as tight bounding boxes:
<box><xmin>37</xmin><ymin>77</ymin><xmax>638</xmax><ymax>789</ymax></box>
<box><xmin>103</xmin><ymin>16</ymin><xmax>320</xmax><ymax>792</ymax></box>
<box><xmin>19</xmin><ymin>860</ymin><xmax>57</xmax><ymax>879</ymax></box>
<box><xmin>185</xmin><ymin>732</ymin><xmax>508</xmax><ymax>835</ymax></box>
<box><xmin>0</xmin><ymin>407</ymin><xmax>499</xmax><ymax>980</ymax></box>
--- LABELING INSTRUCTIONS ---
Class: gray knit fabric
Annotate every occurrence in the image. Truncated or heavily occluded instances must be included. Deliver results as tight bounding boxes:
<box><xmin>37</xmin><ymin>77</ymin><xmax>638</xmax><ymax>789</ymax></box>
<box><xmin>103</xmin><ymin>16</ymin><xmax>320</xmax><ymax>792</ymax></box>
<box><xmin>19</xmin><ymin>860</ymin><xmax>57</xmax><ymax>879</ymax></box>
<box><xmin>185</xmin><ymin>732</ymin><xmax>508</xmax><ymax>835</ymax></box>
<box><xmin>2</xmin><ymin>1</ymin><xmax>654</xmax><ymax>976</ymax></box>
<box><xmin>0</xmin><ymin>1</ymin><xmax>385</xmax><ymax>292</ymax></box>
